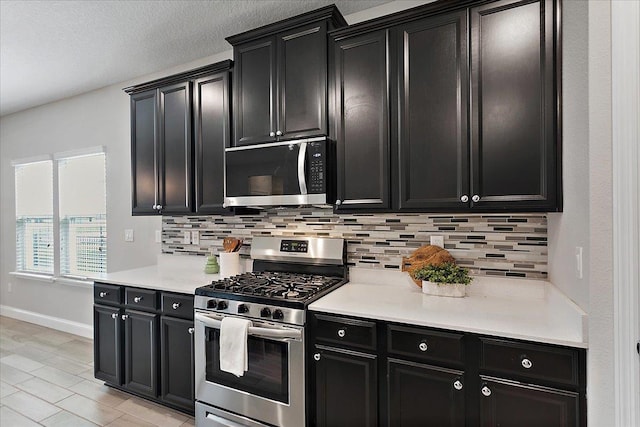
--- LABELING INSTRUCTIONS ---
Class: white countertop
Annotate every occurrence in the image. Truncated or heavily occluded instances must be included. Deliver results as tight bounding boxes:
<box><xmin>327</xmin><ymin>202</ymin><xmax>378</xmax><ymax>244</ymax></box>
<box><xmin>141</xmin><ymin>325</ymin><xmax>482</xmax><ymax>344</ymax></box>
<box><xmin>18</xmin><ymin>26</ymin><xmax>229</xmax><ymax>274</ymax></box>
<box><xmin>309</xmin><ymin>268</ymin><xmax>588</xmax><ymax>348</ymax></box>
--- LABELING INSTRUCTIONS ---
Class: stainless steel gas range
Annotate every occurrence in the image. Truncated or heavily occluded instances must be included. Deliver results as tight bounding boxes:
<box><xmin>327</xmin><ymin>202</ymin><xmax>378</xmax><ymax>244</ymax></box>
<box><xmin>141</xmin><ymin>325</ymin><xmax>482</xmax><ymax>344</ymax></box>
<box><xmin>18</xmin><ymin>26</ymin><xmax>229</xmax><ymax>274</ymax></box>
<box><xmin>194</xmin><ymin>236</ymin><xmax>347</xmax><ymax>427</ymax></box>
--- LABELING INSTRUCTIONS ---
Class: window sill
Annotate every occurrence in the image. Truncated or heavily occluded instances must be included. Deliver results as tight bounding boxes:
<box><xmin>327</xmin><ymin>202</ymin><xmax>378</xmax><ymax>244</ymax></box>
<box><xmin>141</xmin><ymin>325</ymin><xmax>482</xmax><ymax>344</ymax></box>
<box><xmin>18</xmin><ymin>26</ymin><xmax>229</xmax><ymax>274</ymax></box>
<box><xmin>9</xmin><ymin>272</ymin><xmax>94</xmax><ymax>288</ymax></box>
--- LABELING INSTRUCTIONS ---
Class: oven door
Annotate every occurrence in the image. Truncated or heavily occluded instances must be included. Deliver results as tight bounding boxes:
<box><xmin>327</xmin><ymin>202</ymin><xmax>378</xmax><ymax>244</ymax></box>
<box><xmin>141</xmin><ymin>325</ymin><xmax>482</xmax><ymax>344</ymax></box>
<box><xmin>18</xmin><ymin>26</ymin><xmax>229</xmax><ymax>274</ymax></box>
<box><xmin>194</xmin><ymin>311</ymin><xmax>305</xmax><ymax>427</ymax></box>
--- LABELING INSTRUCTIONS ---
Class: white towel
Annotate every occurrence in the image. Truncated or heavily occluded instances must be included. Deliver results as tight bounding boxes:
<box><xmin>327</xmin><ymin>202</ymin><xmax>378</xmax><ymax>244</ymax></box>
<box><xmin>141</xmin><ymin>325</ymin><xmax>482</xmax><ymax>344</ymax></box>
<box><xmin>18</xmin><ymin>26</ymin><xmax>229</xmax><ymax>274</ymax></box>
<box><xmin>219</xmin><ymin>317</ymin><xmax>251</xmax><ymax>377</ymax></box>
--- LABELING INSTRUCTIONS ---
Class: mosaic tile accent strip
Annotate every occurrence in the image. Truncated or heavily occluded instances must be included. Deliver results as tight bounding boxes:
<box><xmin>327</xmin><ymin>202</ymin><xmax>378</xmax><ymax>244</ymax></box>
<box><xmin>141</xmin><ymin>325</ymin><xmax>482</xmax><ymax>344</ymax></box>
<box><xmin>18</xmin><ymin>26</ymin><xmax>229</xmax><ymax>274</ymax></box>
<box><xmin>162</xmin><ymin>210</ymin><xmax>548</xmax><ymax>279</ymax></box>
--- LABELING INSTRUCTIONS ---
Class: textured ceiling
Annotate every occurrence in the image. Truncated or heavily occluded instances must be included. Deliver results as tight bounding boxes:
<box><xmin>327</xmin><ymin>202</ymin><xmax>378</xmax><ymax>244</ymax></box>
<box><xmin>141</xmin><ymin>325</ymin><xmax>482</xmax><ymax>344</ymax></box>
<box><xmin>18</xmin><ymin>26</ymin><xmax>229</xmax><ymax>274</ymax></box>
<box><xmin>0</xmin><ymin>0</ymin><xmax>388</xmax><ymax>117</ymax></box>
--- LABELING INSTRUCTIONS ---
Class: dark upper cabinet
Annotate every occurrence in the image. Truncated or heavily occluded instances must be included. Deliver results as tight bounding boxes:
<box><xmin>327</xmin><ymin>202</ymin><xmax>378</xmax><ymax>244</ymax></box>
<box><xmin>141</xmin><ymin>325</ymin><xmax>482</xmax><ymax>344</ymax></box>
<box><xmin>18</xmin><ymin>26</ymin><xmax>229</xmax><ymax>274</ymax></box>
<box><xmin>193</xmin><ymin>71</ymin><xmax>231</xmax><ymax>214</ymax></box>
<box><xmin>125</xmin><ymin>60</ymin><xmax>233</xmax><ymax>216</ymax></box>
<box><xmin>94</xmin><ymin>304</ymin><xmax>123</xmax><ymax>385</ymax></box>
<box><xmin>130</xmin><ymin>90</ymin><xmax>158</xmax><ymax>215</ymax></box>
<box><xmin>160</xmin><ymin>316</ymin><xmax>194</xmax><ymax>412</ymax></box>
<box><xmin>470</xmin><ymin>0</ymin><xmax>558</xmax><ymax>211</ymax></box>
<box><xmin>227</xmin><ymin>6</ymin><xmax>346</xmax><ymax>146</ymax></box>
<box><xmin>332</xmin><ymin>29</ymin><xmax>391</xmax><ymax>211</ymax></box>
<box><xmin>396</xmin><ymin>10</ymin><xmax>469</xmax><ymax>211</ymax></box>
<box><xmin>158</xmin><ymin>82</ymin><xmax>193</xmax><ymax>214</ymax></box>
<box><xmin>123</xmin><ymin>309</ymin><xmax>159</xmax><ymax>398</ymax></box>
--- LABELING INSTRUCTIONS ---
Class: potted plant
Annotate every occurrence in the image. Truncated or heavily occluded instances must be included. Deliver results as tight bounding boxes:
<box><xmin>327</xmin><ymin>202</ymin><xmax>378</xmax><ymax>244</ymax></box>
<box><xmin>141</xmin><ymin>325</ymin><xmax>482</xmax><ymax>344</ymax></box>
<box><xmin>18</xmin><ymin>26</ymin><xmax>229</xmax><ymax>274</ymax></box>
<box><xmin>413</xmin><ymin>262</ymin><xmax>473</xmax><ymax>298</ymax></box>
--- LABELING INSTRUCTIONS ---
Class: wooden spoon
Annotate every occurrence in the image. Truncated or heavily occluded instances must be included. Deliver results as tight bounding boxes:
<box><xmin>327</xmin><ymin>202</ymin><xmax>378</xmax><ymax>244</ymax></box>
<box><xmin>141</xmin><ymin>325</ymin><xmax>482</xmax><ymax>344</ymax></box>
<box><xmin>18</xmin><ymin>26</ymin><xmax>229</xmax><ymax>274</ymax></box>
<box><xmin>232</xmin><ymin>239</ymin><xmax>243</xmax><ymax>252</ymax></box>
<box><xmin>223</xmin><ymin>237</ymin><xmax>235</xmax><ymax>252</ymax></box>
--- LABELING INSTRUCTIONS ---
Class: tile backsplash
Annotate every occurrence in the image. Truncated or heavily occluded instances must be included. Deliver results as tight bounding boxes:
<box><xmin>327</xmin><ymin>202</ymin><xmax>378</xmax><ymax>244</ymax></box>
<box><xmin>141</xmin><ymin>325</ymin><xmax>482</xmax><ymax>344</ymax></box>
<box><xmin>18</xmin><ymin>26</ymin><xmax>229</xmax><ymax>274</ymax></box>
<box><xmin>162</xmin><ymin>209</ymin><xmax>547</xmax><ymax>280</ymax></box>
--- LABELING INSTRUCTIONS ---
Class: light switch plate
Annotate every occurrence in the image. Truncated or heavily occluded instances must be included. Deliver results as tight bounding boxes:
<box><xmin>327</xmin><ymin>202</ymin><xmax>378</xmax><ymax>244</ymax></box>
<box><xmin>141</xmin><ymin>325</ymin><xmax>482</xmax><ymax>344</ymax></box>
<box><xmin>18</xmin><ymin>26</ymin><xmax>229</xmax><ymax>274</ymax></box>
<box><xmin>191</xmin><ymin>230</ymin><xmax>200</xmax><ymax>245</ymax></box>
<box><xmin>575</xmin><ymin>246</ymin><xmax>583</xmax><ymax>279</ymax></box>
<box><xmin>430</xmin><ymin>235</ymin><xmax>444</xmax><ymax>247</ymax></box>
<box><xmin>182</xmin><ymin>231</ymin><xmax>191</xmax><ymax>245</ymax></box>
<box><xmin>124</xmin><ymin>229</ymin><xmax>134</xmax><ymax>242</ymax></box>
<box><xmin>155</xmin><ymin>230</ymin><xmax>162</xmax><ymax>243</ymax></box>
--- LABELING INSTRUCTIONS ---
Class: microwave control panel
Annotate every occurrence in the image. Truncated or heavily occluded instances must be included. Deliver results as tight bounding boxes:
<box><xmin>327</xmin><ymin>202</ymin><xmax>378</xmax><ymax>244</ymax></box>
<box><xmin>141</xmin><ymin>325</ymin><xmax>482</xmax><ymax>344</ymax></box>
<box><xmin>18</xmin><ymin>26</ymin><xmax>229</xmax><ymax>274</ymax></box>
<box><xmin>308</xmin><ymin>142</ymin><xmax>325</xmax><ymax>194</ymax></box>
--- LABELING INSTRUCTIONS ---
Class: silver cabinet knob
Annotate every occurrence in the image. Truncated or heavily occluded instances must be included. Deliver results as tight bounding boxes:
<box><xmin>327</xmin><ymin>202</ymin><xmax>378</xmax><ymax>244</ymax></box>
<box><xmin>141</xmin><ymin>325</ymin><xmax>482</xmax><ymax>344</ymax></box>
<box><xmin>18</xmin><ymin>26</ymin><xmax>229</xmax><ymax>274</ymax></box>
<box><xmin>335</xmin><ymin>199</ymin><xmax>342</xmax><ymax>206</ymax></box>
<box><xmin>521</xmin><ymin>358</ymin><xmax>533</xmax><ymax>369</ymax></box>
<box><xmin>337</xmin><ymin>329</ymin><xmax>346</xmax><ymax>338</ymax></box>
<box><xmin>156</xmin><ymin>205</ymin><xmax>163</xmax><ymax>210</ymax></box>
<box><xmin>276</xmin><ymin>130</ymin><xmax>283</xmax><ymax>136</ymax></box>
<box><xmin>188</xmin><ymin>327</ymin><xmax>195</xmax><ymax>335</ymax></box>
<box><xmin>172</xmin><ymin>302</ymin><xmax>181</xmax><ymax>310</ymax></box>
<box><xmin>121</xmin><ymin>314</ymin><xmax>129</xmax><ymax>320</ymax></box>
<box><xmin>152</xmin><ymin>204</ymin><xmax>157</xmax><ymax>209</ymax></box>
<box><xmin>481</xmin><ymin>386</ymin><xmax>492</xmax><ymax>397</ymax></box>
<box><xmin>460</xmin><ymin>195</ymin><xmax>469</xmax><ymax>203</ymax></box>
<box><xmin>133</xmin><ymin>296</ymin><xmax>142</xmax><ymax>303</ymax></box>
<box><xmin>472</xmin><ymin>195</ymin><xmax>480</xmax><ymax>203</ymax></box>
<box><xmin>111</xmin><ymin>313</ymin><xmax>118</xmax><ymax>319</ymax></box>
<box><xmin>418</xmin><ymin>342</ymin><xmax>428</xmax><ymax>352</ymax></box>
<box><xmin>453</xmin><ymin>380</ymin><xmax>463</xmax><ymax>391</ymax></box>
<box><xmin>313</xmin><ymin>353</ymin><xmax>321</xmax><ymax>361</ymax></box>
<box><xmin>99</xmin><ymin>292</ymin><xmax>108</xmax><ymax>298</ymax></box>
<box><xmin>269</xmin><ymin>132</ymin><xmax>275</xmax><ymax>137</ymax></box>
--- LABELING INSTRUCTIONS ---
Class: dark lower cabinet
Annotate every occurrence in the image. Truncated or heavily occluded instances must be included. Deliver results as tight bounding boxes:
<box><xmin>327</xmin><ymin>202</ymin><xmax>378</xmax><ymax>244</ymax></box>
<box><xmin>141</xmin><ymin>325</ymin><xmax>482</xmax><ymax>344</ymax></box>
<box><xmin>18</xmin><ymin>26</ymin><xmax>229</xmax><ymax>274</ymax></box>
<box><xmin>94</xmin><ymin>305</ymin><xmax>122</xmax><ymax>385</ymax></box>
<box><xmin>312</xmin><ymin>346</ymin><xmax>377</xmax><ymax>427</ymax></box>
<box><xmin>160</xmin><ymin>316</ymin><xmax>195</xmax><ymax>412</ymax></box>
<box><xmin>123</xmin><ymin>309</ymin><xmax>159</xmax><ymax>398</ymax></box>
<box><xmin>388</xmin><ymin>359</ymin><xmax>465</xmax><ymax>427</ymax></box>
<box><xmin>479</xmin><ymin>377</ymin><xmax>579</xmax><ymax>427</ymax></box>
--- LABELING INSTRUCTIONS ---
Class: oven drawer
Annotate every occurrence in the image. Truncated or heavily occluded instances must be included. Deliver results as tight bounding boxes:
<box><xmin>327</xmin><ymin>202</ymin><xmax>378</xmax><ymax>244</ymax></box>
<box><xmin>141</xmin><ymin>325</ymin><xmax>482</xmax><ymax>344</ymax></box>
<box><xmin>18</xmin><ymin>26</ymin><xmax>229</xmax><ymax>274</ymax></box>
<box><xmin>161</xmin><ymin>292</ymin><xmax>194</xmax><ymax>319</ymax></box>
<box><xmin>125</xmin><ymin>287</ymin><xmax>158</xmax><ymax>311</ymax></box>
<box><xmin>387</xmin><ymin>324</ymin><xmax>464</xmax><ymax>366</ymax></box>
<box><xmin>94</xmin><ymin>283</ymin><xmax>122</xmax><ymax>306</ymax></box>
<box><xmin>313</xmin><ymin>313</ymin><xmax>376</xmax><ymax>351</ymax></box>
<box><xmin>479</xmin><ymin>337</ymin><xmax>580</xmax><ymax>386</ymax></box>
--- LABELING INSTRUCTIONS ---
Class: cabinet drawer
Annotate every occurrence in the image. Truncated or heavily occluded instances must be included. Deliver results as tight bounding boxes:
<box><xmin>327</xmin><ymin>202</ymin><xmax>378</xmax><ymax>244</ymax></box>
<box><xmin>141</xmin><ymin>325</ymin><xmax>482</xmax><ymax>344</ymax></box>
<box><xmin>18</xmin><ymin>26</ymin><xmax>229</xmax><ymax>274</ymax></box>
<box><xmin>314</xmin><ymin>314</ymin><xmax>376</xmax><ymax>351</ymax></box>
<box><xmin>479</xmin><ymin>338</ymin><xmax>580</xmax><ymax>387</ymax></box>
<box><xmin>94</xmin><ymin>283</ymin><xmax>122</xmax><ymax>306</ymax></box>
<box><xmin>387</xmin><ymin>324</ymin><xmax>464</xmax><ymax>366</ymax></box>
<box><xmin>125</xmin><ymin>287</ymin><xmax>158</xmax><ymax>311</ymax></box>
<box><xmin>161</xmin><ymin>293</ymin><xmax>194</xmax><ymax>320</ymax></box>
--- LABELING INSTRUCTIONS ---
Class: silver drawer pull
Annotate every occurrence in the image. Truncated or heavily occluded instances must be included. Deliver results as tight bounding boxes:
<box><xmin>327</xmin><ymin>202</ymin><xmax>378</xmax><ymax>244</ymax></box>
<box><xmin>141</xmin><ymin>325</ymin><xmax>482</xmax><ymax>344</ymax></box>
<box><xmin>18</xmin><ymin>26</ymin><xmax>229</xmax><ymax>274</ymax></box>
<box><xmin>521</xmin><ymin>358</ymin><xmax>533</xmax><ymax>369</ymax></box>
<box><xmin>134</xmin><ymin>296</ymin><xmax>142</xmax><ymax>303</ymax></box>
<box><xmin>337</xmin><ymin>328</ymin><xmax>346</xmax><ymax>338</ymax></box>
<box><xmin>121</xmin><ymin>314</ymin><xmax>129</xmax><ymax>320</ymax></box>
<box><xmin>172</xmin><ymin>302</ymin><xmax>181</xmax><ymax>310</ymax></box>
<box><xmin>111</xmin><ymin>313</ymin><xmax>118</xmax><ymax>319</ymax></box>
<box><xmin>313</xmin><ymin>353</ymin><xmax>321</xmax><ymax>361</ymax></box>
<box><xmin>460</xmin><ymin>195</ymin><xmax>469</xmax><ymax>203</ymax></box>
<box><xmin>99</xmin><ymin>292</ymin><xmax>108</xmax><ymax>298</ymax></box>
<box><xmin>188</xmin><ymin>327</ymin><xmax>195</xmax><ymax>335</ymax></box>
<box><xmin>481</xmin><ymin>386</ymin><xmax>492</xmax><ymax>397</ymax></box>
<box><xmin>472</xmin><ymin>194</ymin><xmax>480</xmax><ymax>203</ymax></box>
<box><xmin>453</xmin><ymin>380</ymin><xmax>463</xmax><ymax>391</ymax></box>
<box><xmin>418</xmin><ymin>342</ymin><xmax>428</xmax><ymax>352</ymax></box>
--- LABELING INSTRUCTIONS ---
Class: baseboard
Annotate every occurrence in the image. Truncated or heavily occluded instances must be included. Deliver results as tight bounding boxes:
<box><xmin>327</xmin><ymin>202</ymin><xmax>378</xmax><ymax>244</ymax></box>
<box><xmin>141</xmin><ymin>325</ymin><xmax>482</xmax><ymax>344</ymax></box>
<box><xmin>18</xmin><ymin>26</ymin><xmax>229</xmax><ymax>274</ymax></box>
<box><xmin>0</xmin><ymin>305</ymin><xmax>93</xmax><ymax>339</ymax></box>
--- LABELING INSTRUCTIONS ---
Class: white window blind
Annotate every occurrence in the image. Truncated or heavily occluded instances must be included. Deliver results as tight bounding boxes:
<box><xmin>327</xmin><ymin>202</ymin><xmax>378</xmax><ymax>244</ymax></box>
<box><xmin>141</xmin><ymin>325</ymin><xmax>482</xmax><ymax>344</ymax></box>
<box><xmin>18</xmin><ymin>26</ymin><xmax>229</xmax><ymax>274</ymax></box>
<box><xmin>15</xmin><ymin>161</ymin><xmax>54</xmax><ymax>273</ymax></box>
<box><xmin>58</xmin><ymin>153</ymin><xmax>107</xmax><ymax>276</ymax></box>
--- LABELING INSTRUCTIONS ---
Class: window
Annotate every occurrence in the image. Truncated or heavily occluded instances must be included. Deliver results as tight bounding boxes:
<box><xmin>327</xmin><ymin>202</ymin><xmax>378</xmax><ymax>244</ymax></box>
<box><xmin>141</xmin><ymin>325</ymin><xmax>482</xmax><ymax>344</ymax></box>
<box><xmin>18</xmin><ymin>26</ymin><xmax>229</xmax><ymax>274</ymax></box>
<box><xmin>13</xmin><ymin>148</ymin><xmax>107</xmax><ymax>279</ymax></box>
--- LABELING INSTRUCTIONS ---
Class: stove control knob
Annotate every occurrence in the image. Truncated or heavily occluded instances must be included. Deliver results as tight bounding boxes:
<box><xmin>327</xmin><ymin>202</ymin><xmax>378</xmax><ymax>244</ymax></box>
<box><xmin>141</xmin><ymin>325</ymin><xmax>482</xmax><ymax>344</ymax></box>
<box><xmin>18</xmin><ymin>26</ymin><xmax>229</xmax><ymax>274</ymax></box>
<box><xmin>237</xmin><ymin>304</ymin><xmax>249</xmax><ymax>314</ymax></box>
<box><xmin>272</xmin><ymin>309</ymin><xmax>284</xmax><ymax>320</ymax></box>
<box><xmin>207</xmin><ymin>300</ymin><xmax>218</xmax><ymax>309</ymax></box>
<box><xmin>217</xmin><ymin>300</ymin><xmax>228</xmax><ymax>310</ymax></box>
<box><xmin>260</xmin><ymin>307</ymin><xmax>272</xmax><ymax>318</ymax></box>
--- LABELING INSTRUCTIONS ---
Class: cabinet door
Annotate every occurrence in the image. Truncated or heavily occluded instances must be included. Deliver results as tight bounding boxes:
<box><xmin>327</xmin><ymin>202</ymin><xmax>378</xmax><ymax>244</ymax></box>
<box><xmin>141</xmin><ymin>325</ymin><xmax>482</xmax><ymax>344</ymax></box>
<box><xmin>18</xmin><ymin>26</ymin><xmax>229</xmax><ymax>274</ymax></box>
<box><xmin>312</xmin><ymin>347</ymin><xmax>377</xmax><ymax>427</ymax></box>
<box><xmin>333</xmin><ymin>30</ymin><xmax>390</xmax><ymax>210</ymax></box>
<box><xmin>277</xmin><ymin>22</ymin><xmax>327</xmax><ymax>140</ymax></box>
<box><xmin>470</xmin><ymin>0</ymin><xmax>558</xmax><ymax>211</ymax></box>
<box><xmin>233</xmin><ymin>37</ymin><xmax>277</xmax><ymax>146</ymax></box>
<box><xmin>388</xmin><ymin>359</ymin><xmax>465</xmax><ymax>427</ymax></box>
<box><xmin>123</xmin><ymin>309</ymin><xmax>158</xmax><ymax>398</ymax></box>
<box><xmin>94</xmin><ymin>305</ymin><xmax>122</xmax><ymax>385</ymax></box>
<box><xmin>130</xmin><ymin>90</ymin><xmax>159</xmax><ymax>215</ymax></box>
<box><xmin>160</xmin><ymin>316</ymin><xmax>194</xmax><ymax>412</ymax></box>
<box><xmin>158</xmin><ymin>82</ymin><xmax>193</xmax><ymax>214</ymax></box>
<box><xmin>194</xmin><ymin>72</ymin><xmax>230</xmax><ymax>214</ymax></box>
<box><xmin>397</xmin><ymin>11</ymin><xmax>469</xmax><ymax>211</ymax></box>
<box><xmin>479</xmin><ymin>377</ymin><xmax>579</xmax><ymax>427</ymax></box>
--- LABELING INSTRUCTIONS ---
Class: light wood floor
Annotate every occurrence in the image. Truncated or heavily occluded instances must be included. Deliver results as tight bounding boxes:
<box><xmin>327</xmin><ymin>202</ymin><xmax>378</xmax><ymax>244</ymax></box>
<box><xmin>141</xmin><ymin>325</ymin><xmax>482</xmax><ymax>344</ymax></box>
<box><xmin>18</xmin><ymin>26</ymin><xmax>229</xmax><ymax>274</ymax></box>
<box><xmin>0</xmin><ymin>316</ymin><xmax>195</xmax><ymax>426</ymax></box>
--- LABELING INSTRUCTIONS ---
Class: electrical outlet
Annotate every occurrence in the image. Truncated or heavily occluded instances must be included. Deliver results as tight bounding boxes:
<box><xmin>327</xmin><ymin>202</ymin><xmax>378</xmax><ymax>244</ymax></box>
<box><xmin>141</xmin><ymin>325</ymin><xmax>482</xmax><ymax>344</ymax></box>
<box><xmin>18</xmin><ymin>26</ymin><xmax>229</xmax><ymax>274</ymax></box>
<box><xmin>430</xmin><ymin>235</ymin><xmax>445</xmax><ymax>247</ymax></box>
<box><xmin>124</xmin><ymin>229</ymin><xmax>134</xmax><ymax>242</ymax></box>
<box><xmin>575</xmin><ymin>246</ymin><xmax>583</xmax><ymax>279</ymax></box>
<box><xmin>155</xmin><ymin>230</ymin><xmax>162</xmax><ymax>243</ymax></box>
<box><xmin>182</xmin><ymin>231</ymin><xmax>192</xmax><ymax>245</ymax></box>
<box><xmin>191</xmin><ymin>230</ymin><xmax>200</xmax><ymax>245</ymax></box>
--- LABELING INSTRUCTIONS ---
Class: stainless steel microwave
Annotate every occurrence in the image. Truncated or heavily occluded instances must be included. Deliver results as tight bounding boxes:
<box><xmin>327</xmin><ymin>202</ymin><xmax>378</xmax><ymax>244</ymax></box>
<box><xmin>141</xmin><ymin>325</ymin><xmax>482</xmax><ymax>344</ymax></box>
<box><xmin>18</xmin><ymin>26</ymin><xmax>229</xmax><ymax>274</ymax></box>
<box><xmin>223</xmin><ymin>137</ymin><xmax>334</xmax><ymax>207</ymax></box>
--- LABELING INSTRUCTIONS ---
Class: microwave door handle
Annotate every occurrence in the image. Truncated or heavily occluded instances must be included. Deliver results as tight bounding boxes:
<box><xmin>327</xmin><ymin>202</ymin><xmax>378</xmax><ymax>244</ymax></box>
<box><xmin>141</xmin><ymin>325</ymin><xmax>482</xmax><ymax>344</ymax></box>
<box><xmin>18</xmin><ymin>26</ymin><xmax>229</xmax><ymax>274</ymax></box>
<box><xmin>298</xmin><ymin>142</ymin><xmax>308</xmax><ymax>195</ymax></box>
<box><xmin>195</xmin><ymin>313</ymin><xmax>302</xmax><ymax>340</ymax></box>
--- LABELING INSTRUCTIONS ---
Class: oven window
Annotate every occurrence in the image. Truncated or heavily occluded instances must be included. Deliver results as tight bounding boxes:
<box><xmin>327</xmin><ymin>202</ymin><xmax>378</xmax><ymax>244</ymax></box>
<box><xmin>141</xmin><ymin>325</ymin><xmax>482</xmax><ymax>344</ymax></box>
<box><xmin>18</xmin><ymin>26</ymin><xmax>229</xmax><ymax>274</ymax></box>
<box><xmin>205</xmin><ymin>328</ymin><xmax>289</xmax><ymax>404</ymax></box>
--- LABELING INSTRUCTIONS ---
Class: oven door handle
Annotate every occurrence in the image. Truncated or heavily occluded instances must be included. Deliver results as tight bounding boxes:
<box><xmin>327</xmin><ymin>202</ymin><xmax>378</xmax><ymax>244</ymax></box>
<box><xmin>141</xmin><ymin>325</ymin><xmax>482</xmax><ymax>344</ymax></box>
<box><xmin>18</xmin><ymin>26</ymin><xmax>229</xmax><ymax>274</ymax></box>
<box><xmin>195</xmin><ymin>313</ymin><xmax>302</xmax><ymax>340</ymax></box>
